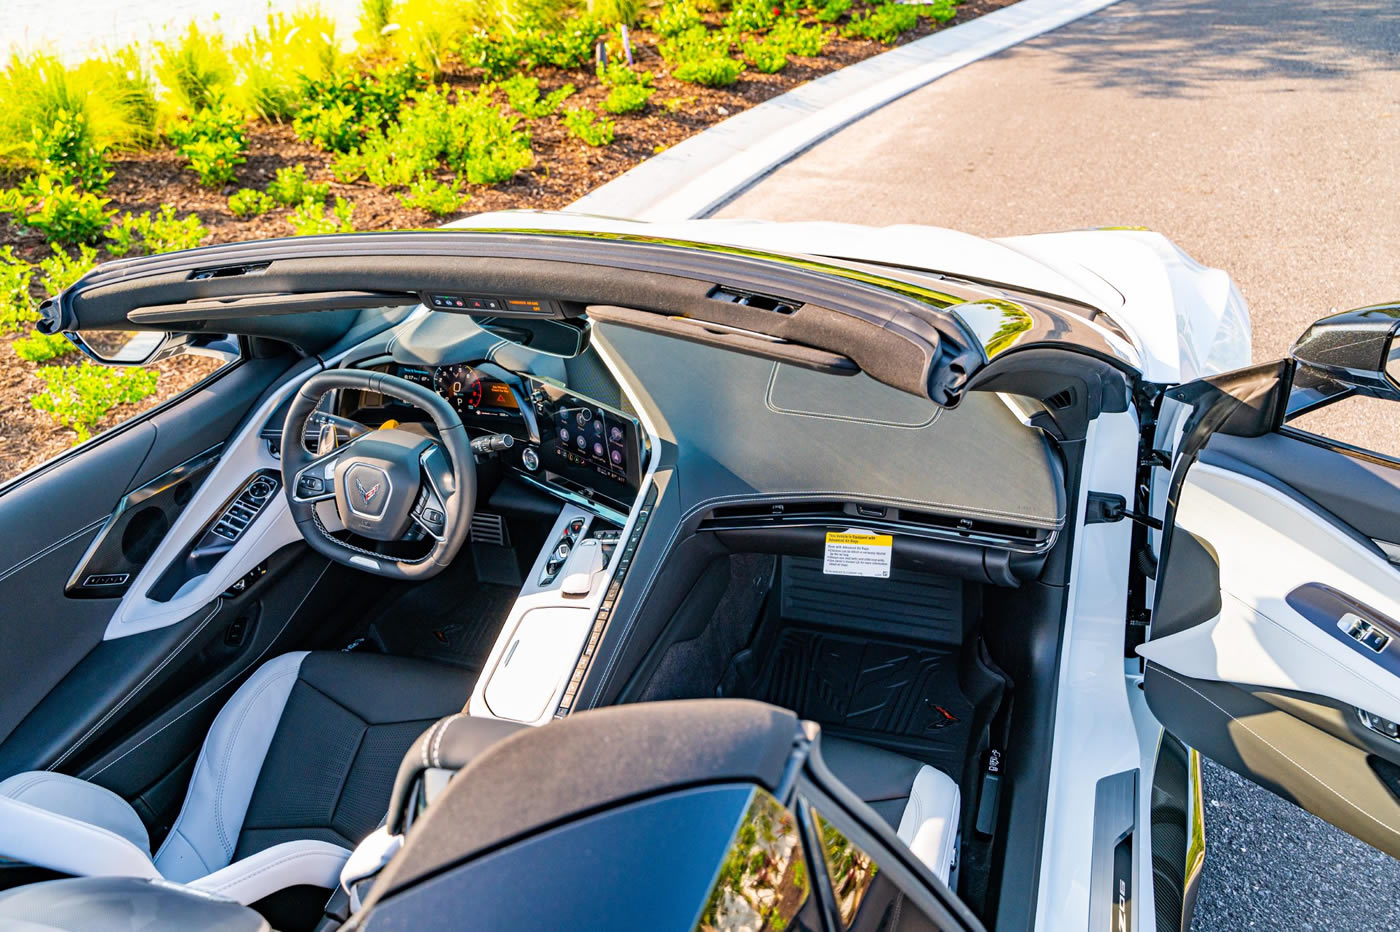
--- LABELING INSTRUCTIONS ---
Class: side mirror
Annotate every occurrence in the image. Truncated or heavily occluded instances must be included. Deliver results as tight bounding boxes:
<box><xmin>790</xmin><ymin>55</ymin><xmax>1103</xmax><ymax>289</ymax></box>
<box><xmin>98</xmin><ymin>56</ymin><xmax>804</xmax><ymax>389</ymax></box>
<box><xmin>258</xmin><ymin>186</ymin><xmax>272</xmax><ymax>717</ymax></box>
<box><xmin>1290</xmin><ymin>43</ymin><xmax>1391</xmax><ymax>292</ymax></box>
<box><xmin>1290</xmin><ymin>303</ymin><xmax>1400</xmax><ymax>400</ymax></box>
<box><xmin>67</xmin><ymin>330</ymin><xmax>238</xmax><ymax>367</ymax></box>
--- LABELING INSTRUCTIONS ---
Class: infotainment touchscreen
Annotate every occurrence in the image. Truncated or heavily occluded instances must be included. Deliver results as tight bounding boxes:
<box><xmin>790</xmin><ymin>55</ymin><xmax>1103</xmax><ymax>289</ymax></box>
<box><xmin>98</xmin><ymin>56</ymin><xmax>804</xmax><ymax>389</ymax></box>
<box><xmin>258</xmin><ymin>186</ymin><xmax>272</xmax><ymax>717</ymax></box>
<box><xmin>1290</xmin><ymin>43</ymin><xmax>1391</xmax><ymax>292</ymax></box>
<box><xmin>527</xmin><ymin>379</ymin><xmax>644</xmax><ymax>508</ymax></box>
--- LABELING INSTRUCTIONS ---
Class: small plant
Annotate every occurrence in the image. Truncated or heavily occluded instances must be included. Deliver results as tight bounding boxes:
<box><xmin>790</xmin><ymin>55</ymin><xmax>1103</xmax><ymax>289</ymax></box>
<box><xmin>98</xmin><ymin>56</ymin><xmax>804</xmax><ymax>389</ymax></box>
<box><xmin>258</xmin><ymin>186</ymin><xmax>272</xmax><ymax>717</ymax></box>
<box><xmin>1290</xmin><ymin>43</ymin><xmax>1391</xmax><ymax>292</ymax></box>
<box><xmin>169</xmin><ymin>104</ymin><xmax>247</xmax><ymax>186</ymax></box>
<box><xmin>22</xmin><ymin>176</ymin><xmax>114</xmax><ymax>245</ymax></box>
<box><xmin>106</xmin><ymin>206</ymin><xmax>207</xmax><ymax>256</ymax></box>
<box><xmin>38</xmin><ymin>243</ymin><xmax>97</xmax><ymax>295</ymax></box>
<box><xmin>354</xmin><ymin>0</ymin><xmax>397</xmax><ymax>50</ymax></box>
<box><xmin>30</xmin><ymin>108</ymin><xmax>112</xmax><ymax>191</ymax></box>
<box><xmin>0</xmin><ymin>187</ymin><xmax>33</xmax><ymax>220</ymax></box>
<box><xmin>672</xmin><ymin>55</ymin><xmax>746</xmax><ymax>87</ymax></box>
<box><xmin>651</xmin><ymin>0</ymin><xmax>704</xmax><ymax>38</ymax></box>
<box><xmin>398</xmin><ymin>176</ymin><xmax>467</xmax><ymax>216</ymax></box>
<box><xmin>289</xmin><ymin>196</ymin><xmax>356</xmax><ymax>235</ymax></box>
<box><xmin>234</xmin><ymin>10</ymin><xmax>341</xmax><ymax>122</ymax></box>
<box><xmin>813</xmin><ymin>0</ymin><xmax>851</xmax><ymax>22</ymax></box>
<box><xmin>30</xmin><ymin>361</ymin><xmax>160</xmax><ymax>443</ymax></box>
<box><xmin>0</xmin><ymin>247</ymin><xmax>36</xmax><ymax>333</ymax></box>
<box><xmin>266</xmin><ymin>164</ymin><xmax>330</xmax><ymax>207</ymax></box>
<box><xmin>842</xmin><ymin>1</ymin><xmax>953</xmax><ymax>42</ymax></box>
<box><xmin>499</xmin><ymin>75</ymin><xmax>576</xmax><ymax>119</ymax></box>
<box><xmin>562</xmin><ymin>107</ymin><xmax>615</xmax><ymax>146</ymax></box>
<box><xmin>228</xmin><ymin>188</ymin><xmax>275</xmax><ymax>217</ymax></box>
<box><xmin>725</xmin><ymin>0</ymin><xmax>776</xmax><ymax>33</ymax></box>
<box><xmin>742</xmin><ymin>39</ymin><xmax>788</xmax><ymax>73</ymax></box>
<box><xmin>292</xmin><ymin>64</ymin><xmax>425</xmax><ymax>152</ymax></box>
<box><xmin>769</xmin><ymin>17</ymin><xmax>831</xmax><ymax>56</ymax></box>
<box><xmin>13</xmin><ymin>330</ymin><xmax>76</xmax><ymax>362</ymax></box>
<box><xmin>601</xmin><ymin>83</ymin><xmax>654</xmax><ymax>113</ymax></box>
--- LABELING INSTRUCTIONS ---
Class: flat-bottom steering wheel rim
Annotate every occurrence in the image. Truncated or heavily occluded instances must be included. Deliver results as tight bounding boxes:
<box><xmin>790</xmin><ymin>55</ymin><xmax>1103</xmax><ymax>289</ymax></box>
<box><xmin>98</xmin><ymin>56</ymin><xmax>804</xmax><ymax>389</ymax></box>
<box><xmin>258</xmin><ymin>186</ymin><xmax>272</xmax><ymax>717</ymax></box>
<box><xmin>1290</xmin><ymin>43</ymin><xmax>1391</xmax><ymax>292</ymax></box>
<box><xmin>280</xmin><ymin>369</ymin><xmax>475</xmax><ymax>581</ymax></box>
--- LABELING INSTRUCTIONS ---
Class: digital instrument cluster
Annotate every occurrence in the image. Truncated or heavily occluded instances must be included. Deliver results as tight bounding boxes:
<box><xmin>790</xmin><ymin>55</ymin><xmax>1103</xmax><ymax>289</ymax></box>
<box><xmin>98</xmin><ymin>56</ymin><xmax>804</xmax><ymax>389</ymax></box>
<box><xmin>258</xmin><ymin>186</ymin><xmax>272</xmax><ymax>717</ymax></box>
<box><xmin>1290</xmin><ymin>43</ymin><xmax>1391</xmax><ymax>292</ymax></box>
<box><xmin>350</xmin><ymin>363</ymin><xmax>521</xmax><ymax>421</ymax></box>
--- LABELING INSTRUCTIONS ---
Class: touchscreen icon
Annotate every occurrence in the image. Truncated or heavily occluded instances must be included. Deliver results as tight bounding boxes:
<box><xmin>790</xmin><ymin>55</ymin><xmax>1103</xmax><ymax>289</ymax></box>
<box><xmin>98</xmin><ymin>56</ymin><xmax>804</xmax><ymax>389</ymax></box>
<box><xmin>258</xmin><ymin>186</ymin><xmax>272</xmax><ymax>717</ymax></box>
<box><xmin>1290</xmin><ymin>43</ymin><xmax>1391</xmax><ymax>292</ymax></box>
<box><xmin>608</xmin><ymin>425</ymin><xmax>624</xmax><ymax>443</ymax></box>
<box><xmin>610</xmin><ymin>449</ymin><xmax>623</xmax><ymax>466</ymax></box>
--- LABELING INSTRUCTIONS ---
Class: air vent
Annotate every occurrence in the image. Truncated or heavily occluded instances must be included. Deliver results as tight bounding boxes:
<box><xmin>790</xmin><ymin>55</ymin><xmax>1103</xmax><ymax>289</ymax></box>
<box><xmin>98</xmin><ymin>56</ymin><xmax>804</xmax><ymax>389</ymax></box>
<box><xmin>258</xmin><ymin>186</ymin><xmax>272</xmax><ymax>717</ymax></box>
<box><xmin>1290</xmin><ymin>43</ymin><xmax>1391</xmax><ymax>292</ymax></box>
<box><xmin>897</xmin><ymin>507</ymin><xmax>1043</xmax><ymax>542</ymax></box>
<box><xmin>1046</xmin><ymin>388</ymin><xmax>1075</xmax><ymax>410</ymax></box>
<box><xmin>190</xmin><ymin>262</ymin><xmax>270</xmax><ymax>281</ymax></box>
<box><xmin>469</xmin><ymin>512</ymin><xmax>508</xmax><ymax>547</ymax></box>
<box><xmin>708</xmin><ymin>286</ymin><xmax>801</xmax><ymax>315</ymax></box>
<box><xmin>710</xmin><ymin>501</ymin><xmax>846</xmax><ymax>521</ymax></box>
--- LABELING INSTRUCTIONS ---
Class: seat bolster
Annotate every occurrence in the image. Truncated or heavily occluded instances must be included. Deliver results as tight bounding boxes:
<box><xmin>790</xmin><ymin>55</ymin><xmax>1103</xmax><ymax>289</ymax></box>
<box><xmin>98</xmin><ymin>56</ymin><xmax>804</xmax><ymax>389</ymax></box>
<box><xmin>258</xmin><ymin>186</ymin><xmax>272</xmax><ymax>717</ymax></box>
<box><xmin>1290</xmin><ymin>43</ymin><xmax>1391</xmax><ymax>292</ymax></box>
<box><xmin>0</xmin><ymin>794</ymin><xmax>159</xmax><ymax>880</ymax></box>
<box><xmin>155</xmin><ymin>651</ymin><xmax>309</xmax><ymax>883</ymax></box>
<box><xmin>895</xmin><ymin>765</ymin><xmax>960</xmax><ymax>883</ymax></box>
<box><xmin>0</xmin><ymin>771</ymin><xmax>149</xmax><ymax>853</ymax></box>
<box><xmin>187</xmin><ymin>840</ymin><xmax>353</xmax><ymax>905</ymax></box>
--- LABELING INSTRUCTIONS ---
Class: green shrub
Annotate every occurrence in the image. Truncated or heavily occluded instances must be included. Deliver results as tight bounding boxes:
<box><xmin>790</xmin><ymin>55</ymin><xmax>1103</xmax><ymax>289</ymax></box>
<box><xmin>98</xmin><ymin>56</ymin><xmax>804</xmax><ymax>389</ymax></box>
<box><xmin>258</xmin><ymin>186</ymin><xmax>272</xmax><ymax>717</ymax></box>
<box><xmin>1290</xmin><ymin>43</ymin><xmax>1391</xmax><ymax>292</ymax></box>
<box><xmin>651</xmin><ymin>0</ymin><xmax>704</xmax><ymax>38</ymax></box>
<box><xmin>267</xmin><ymin>164</ymin><xmax>330</xmax><ymax>207</ymax></box>
<box><xmin>598</xmin><ymin>63</ymin><xmax>652</xmax><ymax>87</ymax></box>
<box><xmin>102</xmin><ymin>45</ymin><xmax>159</xmax><ymax>146</ymax></box>
<box><xmin>0</xmin><ymin>52</ymin><xmax>150</xmax><ymax>176</ymax></box>
<box><xmin>22</xmin><ymin>176</ymin><xmax>114</xmax><ymax>245</ymax></box>
<box><xmin>769</xmin><ymin>17</ymin><xmax>831</xmax><ymax>55</ymax></box>
<box><xmin>842</xmin><ymin>1</ymin><xmax>952</xmax><ymax>42</ymax></box>
<box><xmin>743</xmin><ymin>39</ymin><xmax>786</xmax><ymax>72</ymax></box>
<box><xmin>601</xmin><ymin>83</ymin><xmax>653</xmax><ymax>113</ymax></box>
<box><xmin>289</xmin><ymin>196</ymin><xmax>356</xmax><ymax>235</ymax></box>
<box><xmin>107</xmin><ymin>206</ymin><xmax>207</xmax><ymax>256</ymax></box>
<box><xmin>0</xmin><ymin>247</ymin><xmax>36</xmax><ymax>332</ymax></box>
<box><xmin>29</xmin><ymin>108</ymin><xmax>112</xmax><ymax>191</ymax></box>
<box><xmin>725</xmin><ymin>0</ymin><xmax>776</xmax><ymax>33</ymax></box>
<box><xmin>228</xmin><ymin>188</ymin><xmax>276</xmax><ymax>217</ymax></box>
<box><xmin>500</xmin><ymin>75</ymin><xmax>576</xmax><ymax>118</ymax></box>
<box><xmin>562</xmin><ymin>107</ymin><xmax>615</xmax><ymax>146</ymax></box>
<box><xmin>398</xmin><ymin>176</ymin><xmax>467</xmax><ymax>215</ymax></box>
<box><xmin>813</xmin><ymin>0</ymin><xmax>851</xmax><ymax>21</ymax></box>
<box><xmin>663</xmin><ymin>28</ymin><xmax>746</xmax><ymax>89</ymax></box>
<box><xmin>169</xmin><ymin>104</ymin><xmax>247</xmax><ymax>186</ymax></box>
<box><xmin>181</xmin><ymin>135</ymin><xmax>246</xmax><ymax>186</ymax></box>
<box><xmin>0</xmin><ymin>187</ymin><xmax>33</xmax><ymax>221</ymax></box>
<box><xmin>13</xmin><ymin>330</ymin><xmax>76</xmax><ymax>362</ymax></box>
<box><xmin>458</xmin><ymin>17</ymin><xmax>607</xmax><ymax>79</ymax></box>
<box><xmin>292</xmin><ymin>64</ymin><xmax>425</xmax><ymax>153</ymax></box>
<box><xmin>156</xmin><ymin>23</ymin><xmax>234</xmax><ymax>117</ymax></box>
<box><xmin>30</xmin><ymin>361</ymin><xmax>159</xmax><ymax>442</ymax></box>
<box><xmin>37</xmin><ymin>243</ymin><xmax>97</xmax><ymax>294</ymax></box>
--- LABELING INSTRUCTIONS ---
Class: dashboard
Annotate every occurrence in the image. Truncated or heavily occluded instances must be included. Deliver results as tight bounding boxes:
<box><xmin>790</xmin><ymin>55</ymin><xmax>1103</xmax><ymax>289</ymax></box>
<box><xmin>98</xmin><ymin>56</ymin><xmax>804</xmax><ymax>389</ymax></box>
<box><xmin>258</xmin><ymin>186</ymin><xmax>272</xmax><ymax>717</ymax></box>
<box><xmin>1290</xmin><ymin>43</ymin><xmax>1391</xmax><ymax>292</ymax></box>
<box><xmin>337</xmin><ymin>361</ymin><xmax>647</xmax><ymax>516</ymax></box>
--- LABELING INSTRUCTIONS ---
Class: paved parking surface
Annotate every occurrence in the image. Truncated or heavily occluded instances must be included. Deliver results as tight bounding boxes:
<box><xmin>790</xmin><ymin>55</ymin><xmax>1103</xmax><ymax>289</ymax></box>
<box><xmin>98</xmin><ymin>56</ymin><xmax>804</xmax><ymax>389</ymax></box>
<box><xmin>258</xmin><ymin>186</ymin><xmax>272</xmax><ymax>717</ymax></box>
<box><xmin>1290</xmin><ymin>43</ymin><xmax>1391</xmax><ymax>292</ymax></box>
<box><xmin>722</xmin><ymin>1</ymin><xmax>1400</xmax><ymax>928</ymax></box>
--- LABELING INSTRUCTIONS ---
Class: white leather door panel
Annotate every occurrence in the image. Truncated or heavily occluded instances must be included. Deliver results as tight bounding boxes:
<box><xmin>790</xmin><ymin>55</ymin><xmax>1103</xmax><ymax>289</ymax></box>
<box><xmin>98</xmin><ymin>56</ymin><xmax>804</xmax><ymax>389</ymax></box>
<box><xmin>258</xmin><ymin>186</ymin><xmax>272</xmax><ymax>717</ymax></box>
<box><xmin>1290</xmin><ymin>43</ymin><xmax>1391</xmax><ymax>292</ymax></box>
<box><xmin>1139</xmin><ymin>462</ymin><xmax>1400</xmax><ymax>724</ymax></box>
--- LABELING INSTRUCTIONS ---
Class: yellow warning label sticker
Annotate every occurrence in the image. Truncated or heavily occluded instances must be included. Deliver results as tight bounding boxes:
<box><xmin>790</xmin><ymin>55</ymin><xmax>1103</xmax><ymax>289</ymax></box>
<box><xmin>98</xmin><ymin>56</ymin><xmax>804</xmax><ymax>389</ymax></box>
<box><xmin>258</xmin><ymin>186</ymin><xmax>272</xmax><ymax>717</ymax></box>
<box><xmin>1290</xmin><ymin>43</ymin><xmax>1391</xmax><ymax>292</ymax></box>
<box><xmin>823</xmin><ymin>529</ymin><xmax>893</xmax><ymax>578</ymax></box>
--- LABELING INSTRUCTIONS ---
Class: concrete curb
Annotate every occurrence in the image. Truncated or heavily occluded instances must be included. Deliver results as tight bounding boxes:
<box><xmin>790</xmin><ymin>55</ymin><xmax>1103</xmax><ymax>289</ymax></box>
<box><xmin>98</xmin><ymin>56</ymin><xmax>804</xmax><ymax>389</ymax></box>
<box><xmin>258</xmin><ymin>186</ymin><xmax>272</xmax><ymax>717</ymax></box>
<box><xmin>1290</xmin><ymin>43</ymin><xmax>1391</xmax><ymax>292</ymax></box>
<box><xmin>569</xmin><ymin>0</ymin><xmax>1119</xmax><ymax>221</ymax></box>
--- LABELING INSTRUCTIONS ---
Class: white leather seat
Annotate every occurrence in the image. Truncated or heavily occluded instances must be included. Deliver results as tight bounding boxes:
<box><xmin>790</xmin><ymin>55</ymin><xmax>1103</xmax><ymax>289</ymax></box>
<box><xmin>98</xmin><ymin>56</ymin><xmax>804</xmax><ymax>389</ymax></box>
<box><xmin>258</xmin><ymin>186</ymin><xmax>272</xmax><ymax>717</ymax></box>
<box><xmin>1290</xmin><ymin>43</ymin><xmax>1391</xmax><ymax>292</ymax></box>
<box><xmin>819</xmin><ymin>736</ymin><xmax>961</xmax><ymax>883</ymax></box>
<box><xmin>0</xmin><ymin>650</ymin><xmax>470</xmax><ymax>905</ymax></box>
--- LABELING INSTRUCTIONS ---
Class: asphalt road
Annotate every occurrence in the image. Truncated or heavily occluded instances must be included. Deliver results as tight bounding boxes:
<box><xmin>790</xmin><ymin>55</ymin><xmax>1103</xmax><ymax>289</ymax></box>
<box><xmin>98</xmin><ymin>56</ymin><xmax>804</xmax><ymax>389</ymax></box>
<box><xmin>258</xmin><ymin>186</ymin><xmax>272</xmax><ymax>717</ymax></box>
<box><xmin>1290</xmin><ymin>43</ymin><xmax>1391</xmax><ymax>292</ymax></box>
<box><xmin>720</xmin><ymin>1</ymin><xmax>1400</xmax><ymax>928</ymax></box>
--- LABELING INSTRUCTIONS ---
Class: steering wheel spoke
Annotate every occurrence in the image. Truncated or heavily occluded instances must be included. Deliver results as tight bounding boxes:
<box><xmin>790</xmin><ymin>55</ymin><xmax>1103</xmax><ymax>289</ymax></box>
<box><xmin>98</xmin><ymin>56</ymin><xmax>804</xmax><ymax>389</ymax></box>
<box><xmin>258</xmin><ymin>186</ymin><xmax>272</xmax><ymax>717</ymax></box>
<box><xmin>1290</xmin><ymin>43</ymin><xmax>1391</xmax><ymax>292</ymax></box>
<box><xmin>281</xmin><ymin>370</ymin><xmax>475</xmax><ymax>581</ymax></box>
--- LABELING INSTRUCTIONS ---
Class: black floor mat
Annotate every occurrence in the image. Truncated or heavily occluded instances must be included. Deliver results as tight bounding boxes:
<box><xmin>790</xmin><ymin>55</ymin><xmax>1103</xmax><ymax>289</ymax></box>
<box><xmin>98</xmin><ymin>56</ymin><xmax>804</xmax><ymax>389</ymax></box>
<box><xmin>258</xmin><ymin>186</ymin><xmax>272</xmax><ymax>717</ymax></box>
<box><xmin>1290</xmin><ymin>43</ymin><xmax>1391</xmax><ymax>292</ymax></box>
<box><xmin>742</xmin><ymin>626</ymin><xmax>977</xmax><ymax>778</ymax></box>
<box><xmin>362</xmin><ymin>560</ymin><xmax>518</xmax><ymax>671</ymax></box>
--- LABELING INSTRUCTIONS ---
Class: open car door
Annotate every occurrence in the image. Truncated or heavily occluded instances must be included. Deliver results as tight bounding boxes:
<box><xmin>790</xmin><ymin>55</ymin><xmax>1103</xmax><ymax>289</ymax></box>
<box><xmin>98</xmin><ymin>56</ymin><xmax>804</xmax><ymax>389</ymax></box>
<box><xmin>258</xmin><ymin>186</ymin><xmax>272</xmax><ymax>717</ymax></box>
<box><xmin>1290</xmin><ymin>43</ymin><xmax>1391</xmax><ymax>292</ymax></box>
<box><xmin>1141</xmin><ymin>303</ymin><xmax>1400</xmax><ymax>860</ymax></box>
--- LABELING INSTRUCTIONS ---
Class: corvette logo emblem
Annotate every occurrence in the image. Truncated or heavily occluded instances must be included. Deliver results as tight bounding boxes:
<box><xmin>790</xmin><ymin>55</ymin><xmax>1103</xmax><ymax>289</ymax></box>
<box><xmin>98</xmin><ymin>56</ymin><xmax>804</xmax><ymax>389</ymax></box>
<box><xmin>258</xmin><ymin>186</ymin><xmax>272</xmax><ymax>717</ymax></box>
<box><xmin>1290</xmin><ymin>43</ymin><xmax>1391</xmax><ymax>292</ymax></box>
<box><xmin>355</xmin><ymin>477</ymin><xmax>382</xmax><ymax>505</ymax></box>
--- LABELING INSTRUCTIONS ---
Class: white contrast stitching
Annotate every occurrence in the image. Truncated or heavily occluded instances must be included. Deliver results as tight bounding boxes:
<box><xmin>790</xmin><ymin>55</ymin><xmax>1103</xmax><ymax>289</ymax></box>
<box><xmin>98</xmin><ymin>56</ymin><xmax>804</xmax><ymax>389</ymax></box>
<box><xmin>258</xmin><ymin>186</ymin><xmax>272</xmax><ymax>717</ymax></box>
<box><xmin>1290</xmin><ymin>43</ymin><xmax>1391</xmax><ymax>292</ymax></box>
<box><xmin>430</xmin><ymin>713</ymin><xmax>465</xmax><ymax>767</ymax></box>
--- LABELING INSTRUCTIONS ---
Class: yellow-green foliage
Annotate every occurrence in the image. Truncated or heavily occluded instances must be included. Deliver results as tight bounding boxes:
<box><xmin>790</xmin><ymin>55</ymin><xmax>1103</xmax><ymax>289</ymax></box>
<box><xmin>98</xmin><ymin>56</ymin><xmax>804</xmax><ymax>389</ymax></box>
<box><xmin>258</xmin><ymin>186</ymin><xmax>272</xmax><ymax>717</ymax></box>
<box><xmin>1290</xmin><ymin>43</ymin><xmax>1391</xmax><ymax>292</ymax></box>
<box><xmin>106</xmin><ymin>206</ymin><xmax>207</xmax><ymax>256</ymax></box>
<box><xmin>13</xmin><ymin>330</ymin><xmax>76</xmax><ymax>363</ymax></box>
<box><xmin>0</xmin><ymin>52</ymin><xmax>151</xmax><ymax>176</ymax></box>
<box><xmin>398</xmin><ymin>176</ymin><xmax>467</xmax><ymax>215</ymax></box>
<box><xmin>0</xmin><ymin>247</ymin><xmax>36</xmax><ymax>333</ymax></box>
<box><xmin>156</xmin><ymin>23</ymin><xmax>235</xmax><ymax>118</ymax></box>
<box><xmin>587</xmin><ymin>0</ymin><xmax>644</xmax><ymax>26</ymax></box>
<box><xmin>37</xmin><ymin>243</ymin><xmax>97</xmax><ymax>295</ymax></box>
<box><xmin>289</xmin><ymin>196</ymin><xmax>356</xmax><ymax>235</ymax></box>
<box><xmin>30</xmin><ymin>362</ymin><xmax>160</xmax><ymax>442</ymax></box>
<box><xmin>233</xmin><ymin>10</ymin><xmax>342</xmax><ymax>122</ymax></box>
<box><xmin>561</xmin><ymin>106</ymin><xmax>615</xmax><ymax>146</ymax></box>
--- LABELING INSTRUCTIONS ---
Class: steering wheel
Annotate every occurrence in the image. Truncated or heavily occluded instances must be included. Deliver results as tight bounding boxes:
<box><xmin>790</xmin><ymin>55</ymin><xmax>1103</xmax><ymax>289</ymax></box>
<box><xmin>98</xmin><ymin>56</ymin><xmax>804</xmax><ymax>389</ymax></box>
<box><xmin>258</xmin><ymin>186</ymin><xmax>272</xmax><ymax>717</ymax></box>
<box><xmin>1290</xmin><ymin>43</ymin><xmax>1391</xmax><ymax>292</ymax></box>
<box><xmin>280</xmin><ymin>370</ymin><xmax>476</xmax><ymax>581</ymax></box>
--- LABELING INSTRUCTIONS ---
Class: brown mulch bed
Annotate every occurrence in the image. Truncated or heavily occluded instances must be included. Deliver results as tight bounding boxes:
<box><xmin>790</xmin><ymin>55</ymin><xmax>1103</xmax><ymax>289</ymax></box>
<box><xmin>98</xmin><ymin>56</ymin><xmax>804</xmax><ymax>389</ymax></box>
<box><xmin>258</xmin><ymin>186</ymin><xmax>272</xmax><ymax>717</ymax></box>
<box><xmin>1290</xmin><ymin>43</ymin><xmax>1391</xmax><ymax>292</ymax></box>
<box><xmin>0</xmin><ymin>0</ymin><xmax>1018</xmax><ymax>482</ymax></box>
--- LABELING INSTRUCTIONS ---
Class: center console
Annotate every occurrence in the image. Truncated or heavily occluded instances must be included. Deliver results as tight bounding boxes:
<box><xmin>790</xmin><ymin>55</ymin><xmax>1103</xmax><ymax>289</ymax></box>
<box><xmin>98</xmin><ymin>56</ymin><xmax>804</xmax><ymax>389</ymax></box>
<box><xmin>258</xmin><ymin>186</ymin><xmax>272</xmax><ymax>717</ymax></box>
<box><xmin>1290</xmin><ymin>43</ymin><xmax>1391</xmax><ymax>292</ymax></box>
<box><xmin>468</xmin><ymin>505</ymin><xmax>624</xmax><ymax>726</ymax></box>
